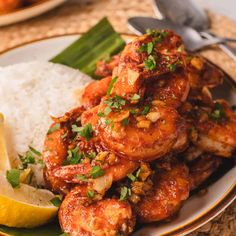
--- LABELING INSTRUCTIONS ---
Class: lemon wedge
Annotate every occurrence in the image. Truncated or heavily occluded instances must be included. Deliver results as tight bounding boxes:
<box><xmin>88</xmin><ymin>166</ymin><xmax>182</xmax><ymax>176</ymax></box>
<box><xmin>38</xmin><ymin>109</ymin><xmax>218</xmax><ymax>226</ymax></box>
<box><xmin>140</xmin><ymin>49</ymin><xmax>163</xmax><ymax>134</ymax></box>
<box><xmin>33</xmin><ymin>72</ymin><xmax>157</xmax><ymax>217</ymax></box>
<box><xmin>0</xmin><ymin>171</ymin><xmax>59</xmax><ymax>228</ymax></box>
<box><xmin>0</xmin><ymin>113</ymin><xmax>11</xmax><ymax>172</ymax></box>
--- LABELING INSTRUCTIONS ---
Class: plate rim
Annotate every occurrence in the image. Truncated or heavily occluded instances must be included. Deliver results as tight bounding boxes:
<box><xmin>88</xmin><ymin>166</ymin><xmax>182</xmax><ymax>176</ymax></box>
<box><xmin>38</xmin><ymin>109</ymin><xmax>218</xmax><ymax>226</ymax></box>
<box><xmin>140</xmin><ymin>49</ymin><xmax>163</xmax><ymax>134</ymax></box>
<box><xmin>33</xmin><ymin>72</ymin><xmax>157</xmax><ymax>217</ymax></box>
<box><xmin>0</xmin><ymin>33</ymin><xmax>235</xmax><ymax>236</ymax></box>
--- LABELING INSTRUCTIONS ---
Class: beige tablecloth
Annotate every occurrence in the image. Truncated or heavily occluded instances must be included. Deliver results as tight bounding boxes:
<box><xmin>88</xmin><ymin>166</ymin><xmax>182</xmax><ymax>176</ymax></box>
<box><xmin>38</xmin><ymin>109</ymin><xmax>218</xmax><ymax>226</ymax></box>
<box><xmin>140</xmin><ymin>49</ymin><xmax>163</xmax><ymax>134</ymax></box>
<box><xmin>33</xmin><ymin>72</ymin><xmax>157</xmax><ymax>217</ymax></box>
<box><xmin>0</xmin><ymin>0</ymin><xmax>235</xmax><ymax>235</ymax></box>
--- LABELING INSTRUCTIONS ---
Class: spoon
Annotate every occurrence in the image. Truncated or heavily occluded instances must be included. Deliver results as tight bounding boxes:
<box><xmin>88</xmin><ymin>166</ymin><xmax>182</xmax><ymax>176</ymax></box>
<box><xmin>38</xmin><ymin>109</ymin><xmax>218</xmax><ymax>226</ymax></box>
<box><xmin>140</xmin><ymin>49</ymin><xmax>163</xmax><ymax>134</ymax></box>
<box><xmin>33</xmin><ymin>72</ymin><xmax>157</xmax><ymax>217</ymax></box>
<box><xmin>153</xmin><ymin>0</ymin><xmax>236</xmax><ymax>60</ymax></box>
<box><xmin>128</xmin><ymin>17</ymin><xmax>225</xmax><ymax>52</ymax></box>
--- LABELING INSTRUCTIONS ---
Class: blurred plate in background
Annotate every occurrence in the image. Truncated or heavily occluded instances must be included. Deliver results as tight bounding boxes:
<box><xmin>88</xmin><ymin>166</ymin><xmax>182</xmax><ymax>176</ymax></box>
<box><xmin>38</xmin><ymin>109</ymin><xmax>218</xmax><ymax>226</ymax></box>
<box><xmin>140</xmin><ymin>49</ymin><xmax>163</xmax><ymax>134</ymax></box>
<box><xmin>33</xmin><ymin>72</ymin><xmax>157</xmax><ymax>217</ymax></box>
<box><xmin>0</xmin><ymin>0</ymin><xmax>66</xmax><ymax>27</ymax></box>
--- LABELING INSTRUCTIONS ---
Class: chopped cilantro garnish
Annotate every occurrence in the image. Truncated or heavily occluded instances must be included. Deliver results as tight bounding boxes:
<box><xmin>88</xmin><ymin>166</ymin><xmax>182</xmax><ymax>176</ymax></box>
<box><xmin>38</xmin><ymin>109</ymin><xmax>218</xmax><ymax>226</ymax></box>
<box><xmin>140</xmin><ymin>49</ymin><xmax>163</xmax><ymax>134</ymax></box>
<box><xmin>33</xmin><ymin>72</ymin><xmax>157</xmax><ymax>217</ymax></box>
<box><xmin>18</xmin><ymin>146</ymin><xmax>42</xmax><ymax>169</ymax></box>
<box><xmin>87</xmin><ymin>190</ymin><xmax>95</xmax><ymax>199</ymax></box>
<box><xmin>210</xmin><ymin>102</ymin><xmax>226</xmax><ymax>122</ymax></box>
<box><xmin>144</xmin><ymin>55</ymin><xmax>156</xmax><ymax>70</ymax></box>
<box><xmin>105</xmin><ymin>119</ymin><xmax>112</xmax><ymax>125</ymax></box>
<box><xmin>138</xmin><ymin>43</ymin><xmax>147</xmax><ymax>53</ymax></box>
<box><xmin>29</xmin><ymin>146</ymin><xmax>42</xmax><ymax>156</ymax></box>
<box><xmin>138</xmin><ymin>42</ymin><xmax>153</xmax><ymax>55</ymax></box>
<box><xmin>19</xmin><ymin>153</ymin><xmax>35</xmax><ymax>169</ymax></box>
<box><xmin>146</xmin><ymin>28</ymin><xmax>153</xmax><ymax>35</ymax></box>
<box><xmin>168</xmin><ymin>62</ymin><xmax>178</xmax><ymax>72</ymax></box>
<box><xmin>97</xmin><ymin>112</ymin><xmax>105</xmax><ymax>117</ymax></box>
<box><xmin>130</xmin><ymin>109</ymin><xmax>137</xmax><ymax>115</ymax></box>
<box><xmin>131</xmin><ymin>93</ymin><xmax>140</xmax><ymax>101</ymax></box>
<box><xmin>61</xmin><ymin>131</ymin><xmax>68</xmax><ymax>139</ymax></box>
<box><xmin>47</xmin><ymin>123</ymin><xmax>60</xmax><ymax>135</ymax></box>
<box><xmin>104</xmin><ymin>106</ymin><xmax>112</xmax><ymax>115</ymax></box>
<box><xmin>127</xmin><ymin>173</ymin><xmax>137</xmax><ymax>182</ymax></box>
<box><xmin>76</xmin><ymin>174</ymin><xmax>88</xmax><ymax>182</ymax></box>
<box><xmin>87</xmin><ymin>152</ymin><xmax>96</xmax><ymax>159</ymax></box>
<box><xmin>90</xmin><ymin>166</ymin><xmax>104</xmax><ymax>179</ymax></box>
<box><xmin>141</xmin><ymin>106</ymin><xmax>150</xmax><ymax>115</ymax></box>
<box><xmin>66</xmin><ymin>146</ymin><xmax>82</xmax><ymax>165</ymax></box>
<box><xmin>104</xmin><ymin>95</ymin><xmax>126</xmax><ymax>111</ymax></box>
<box><xmin>147</xmin><ymin>42</ymin><xmax>154</xmax><ymax>55</ymax></box>
<box><xmin>136</xmin><ymin>168</ymin><xmax>141</xmax><ymax>178</ymax></box>
<box><xmin>72</xmin><ymin>123</ymin><xmax>93</xmax><ymax>141</ymax></box>
<box><xmin>119</xmin><ymin>186</ymin><xmax>131</xmax><ymax>200</ymax></box>
<box><xmin>6</xmin><ymin>169</ymin><xmax>21</xmax><ymax>188</ymax></box>
<box><xmin>146</xmin><ymin>29</ymin><xmax>168</xmax><ymax>43</ymax></box>
<box><xmin>121</xmin><ymin>118</ymin><xmax>129</xmax><ymax>126</ymax></box>
<box><xmin>106</xmin><ymin>76</ymin><xmax>118</xmax><ymax>96</ymax></box>
<box><xmin>105</xmin><ymin>119</ymin><xmax>114</xmax><ymax>129</ymax></box>
<box><xmin>50</xmin><ymin>197</ymin><xmax>62</xmax><ymax>207</ymax></box>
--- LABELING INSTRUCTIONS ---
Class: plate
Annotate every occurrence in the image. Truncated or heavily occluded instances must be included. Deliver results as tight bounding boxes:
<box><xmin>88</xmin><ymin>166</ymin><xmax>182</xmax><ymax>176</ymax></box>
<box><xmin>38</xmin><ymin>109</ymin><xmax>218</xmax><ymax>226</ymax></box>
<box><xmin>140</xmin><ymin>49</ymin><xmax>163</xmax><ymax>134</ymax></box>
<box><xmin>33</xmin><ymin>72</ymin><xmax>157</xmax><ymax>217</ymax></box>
<box><xmin>0</xmin><ymin>0</ymin><xmax>66</xmax><ymax>27</ymax></box>
<box><xmin>0</xmin><ymin>35</ymin><xmax>235</xmax><ymax>236</ymax></box>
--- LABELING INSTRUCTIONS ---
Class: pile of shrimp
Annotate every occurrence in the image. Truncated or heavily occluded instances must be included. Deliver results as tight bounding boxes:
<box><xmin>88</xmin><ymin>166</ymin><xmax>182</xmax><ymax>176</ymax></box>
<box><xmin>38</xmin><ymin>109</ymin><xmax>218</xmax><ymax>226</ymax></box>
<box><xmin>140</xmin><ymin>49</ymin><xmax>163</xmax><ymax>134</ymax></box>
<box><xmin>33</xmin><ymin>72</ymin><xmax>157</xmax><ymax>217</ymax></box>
<box><xmin>43</xmin><ymin>30</ymin><xmax>236</xmax><ymax>236</ymax></box>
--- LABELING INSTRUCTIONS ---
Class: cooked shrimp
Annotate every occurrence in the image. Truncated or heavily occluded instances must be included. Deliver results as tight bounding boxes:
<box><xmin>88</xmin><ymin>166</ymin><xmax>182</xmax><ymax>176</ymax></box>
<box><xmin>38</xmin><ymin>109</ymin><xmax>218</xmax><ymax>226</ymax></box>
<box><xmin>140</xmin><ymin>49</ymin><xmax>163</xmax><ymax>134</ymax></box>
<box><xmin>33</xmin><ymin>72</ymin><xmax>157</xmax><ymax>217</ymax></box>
<box><xmin>111</xmin><ymin>30</ymin><xmax>187</xmax><ymax>100</ymax></box>
<box><xmin>135</xmin><ymin>162</ymin><xmax>189</xmax><ymax>223</ymax></box>
<box><xmin>187</xmin><ymin>56</ymin><xmax>223</xmax><ymax>89</ymax></box>
<box><xmin>188</xmin><ymin>154</ymin><xmax>222</xmax><ymax>190</ymax></box>
<box><xmin>93</xmin><ymin>97</ymin><xmax>187</xmax><ymax>161</ymax></box>
<box><xmin>81</xmin><ymin>76</ymin><xmax>112</xmax><ymax>109</ymax></box>
<box><xmin>194</xmin><ymin>100</ymin><xmax>236</xmax><ymax>157</ymax></box>
<box><xmin>146</xmin><ymin>70</ymin><xmax>190</xmax><ymax>108</ymax></box>
<box><xmin>95</xmin><ymin>54</ymin><xmax>120</xmax><ymax>77</ymax></box>
<box><xmin>43</xmin><ymin>107</ymin><xmax>138</xmax><ymax>194</ymax></box>
<box><xmin>59</xmin><ymin>186</ymin><xmax>135</xmax><ymax>236</ymax></box>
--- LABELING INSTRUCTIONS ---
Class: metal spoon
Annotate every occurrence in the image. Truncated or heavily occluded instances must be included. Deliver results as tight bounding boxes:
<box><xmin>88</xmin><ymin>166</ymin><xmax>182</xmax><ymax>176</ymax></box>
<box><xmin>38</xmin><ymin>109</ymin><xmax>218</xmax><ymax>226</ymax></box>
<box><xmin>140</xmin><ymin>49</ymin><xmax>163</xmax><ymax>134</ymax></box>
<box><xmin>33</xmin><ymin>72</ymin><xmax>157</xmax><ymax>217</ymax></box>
<box><xmin>153</xmin><ymin>0</ymin><xmax>236</xmax><ymax>60</ymax></box>
<box><xmin>128</xmin><ymin>17</ymin><xmax>225</xmax><ymax>52</ymax></box>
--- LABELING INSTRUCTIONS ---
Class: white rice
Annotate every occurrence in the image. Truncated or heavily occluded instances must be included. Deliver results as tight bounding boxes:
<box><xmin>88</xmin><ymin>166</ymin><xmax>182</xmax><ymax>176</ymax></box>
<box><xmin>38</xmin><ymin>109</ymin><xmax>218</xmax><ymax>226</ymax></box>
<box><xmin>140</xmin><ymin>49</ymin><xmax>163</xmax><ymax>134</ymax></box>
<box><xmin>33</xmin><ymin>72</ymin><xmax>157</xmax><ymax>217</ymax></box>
<box><xmin>0</xmin><ymin>61</ymin><xmax>92</xmax><ymax>164</ymax></box>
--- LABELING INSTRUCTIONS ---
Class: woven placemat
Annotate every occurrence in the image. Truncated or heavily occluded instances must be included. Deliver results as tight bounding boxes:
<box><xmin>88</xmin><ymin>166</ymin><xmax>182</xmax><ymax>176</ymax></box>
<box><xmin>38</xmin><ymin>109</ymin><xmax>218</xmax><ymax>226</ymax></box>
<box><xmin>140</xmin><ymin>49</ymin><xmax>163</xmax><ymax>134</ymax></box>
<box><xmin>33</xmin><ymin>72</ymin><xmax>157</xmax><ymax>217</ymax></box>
<box><xmin>0</xmin><ymin>0</ymin><xmax>235</xmax><ymax>235</ymax></box>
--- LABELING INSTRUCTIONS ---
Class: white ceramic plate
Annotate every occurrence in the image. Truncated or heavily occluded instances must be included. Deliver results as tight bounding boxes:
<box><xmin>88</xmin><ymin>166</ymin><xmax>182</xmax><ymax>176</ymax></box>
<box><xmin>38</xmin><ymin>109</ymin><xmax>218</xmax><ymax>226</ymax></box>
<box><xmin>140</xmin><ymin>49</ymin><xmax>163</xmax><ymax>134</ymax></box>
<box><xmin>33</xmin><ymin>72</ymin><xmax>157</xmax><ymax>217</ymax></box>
<box><xmin>0</xmin><ymin>35</ymin><xmax>235</xmax><ymax>236</ymax></box>
<box><xmin>0</xmin><ymin>0</ymin><xmax>66</xmax><ymax>27</ymax></box>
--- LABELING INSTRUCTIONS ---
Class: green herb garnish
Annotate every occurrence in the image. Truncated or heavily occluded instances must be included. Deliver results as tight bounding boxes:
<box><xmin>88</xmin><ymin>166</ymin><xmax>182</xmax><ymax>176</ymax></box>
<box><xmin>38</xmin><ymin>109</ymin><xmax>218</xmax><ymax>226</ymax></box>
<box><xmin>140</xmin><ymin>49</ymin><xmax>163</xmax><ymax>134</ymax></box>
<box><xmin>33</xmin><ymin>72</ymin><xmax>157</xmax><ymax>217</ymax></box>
<box><xmin>97</xmin><ymin>112</ymin><xmax>105</xmax><ymax>117</ymax></box>
<box><xmin>147</xmin><ymin>42</ymin><xmax>154</xmax><ymax>55</ymax></box>
<box><xmin>106</xmin><ymin>76</ymin><xmax>118</xmax><ymax>95</ymax></box>
<box><xmin>131</xmin><ymin>93</ymin><xmax>140</xmax><ymax>101</ymax></box>
<box><xmin>141</xmin><ymin>106</ymin><xmax>150</xmax><ymax>115</ymax></box>
<box><xmin>6</xmin><ymin>169</ymin><xmax>21</xmax><ymax>188</ymax></box>
<box><xmin>18</xmin><ymin>146</ymin><xmax>42</xmax><ymax>169</ymax></box>
<box><xmin>144</xmin><ymin>55</ymin><xmax>156</xmax><ymax>70</ymax></box>
<box><xmin>104</xmin><ymin>106</ymin><xmax>112</xmax><ymax>115</ymax></box>
<box><xmin>136</xmin><ymin>168</ymin><xmax>141</xmax><ymax>178</ymax></box>
<box><xmin>87</xmin><ymin>152</ymin><xmax>96</xmax><ymax>159</ymax></box>
<box><xmin>76</xmin><ymin>174</ymin><xmax>88</xmax><ymax>182</ymax></box>
<box><xmin>138</xmin><ymin>42</ymin><xmax>154</xmax><ymax>55</ymax></box>
<box><xmin>47</xmin><ymin>123</ymin><xmax>60</xmax><ymax>135</ymax></box>
<box><xmin>121</xmin><ymin>118</ymin><xmax>129</xmax><ymax>126</ymax></box>
<box><xmin>168</xmin><ymin>62</ymin><xmax>178</xmax><ymax>72</ymax></box>
<box><xmin>90</xmin><ymin>166</ymin><xmax>104</xmax><ymax>179</ymax></box>
<box><xmin>28</xmin><ymin>146</ymin><xmax>42</xmax><ymax>156</ymax></box>
<box><xmin>61</xmin><ymin>131</ymin><xmax>68</xmax><ymax>139</ymax></box>
<box><xmin>60</xmin><ymin>233</ymin><xmax>70</xmax><ymax>236</ymax></box>
<box><xmin>127</xmin><ymin>173</ymin><xmax>137</xmax><ymax>182</ymax></box>
<box><xmin>87</xmin><ymin>190</ymin><xmax>95</xmax><ymax>199</ymax></box>
<box><xmin>210</xmin><ymin>102</ymin><xmax>226</xmax><ymax>122</ymax></box>
<box><xmin>119</xmin><ymin>186</ymin><xmax>131</xmax><ymax>200</ymax></box>
<box><xmin>66</xmin><ymin>146</ymin><xmax>83</xmax><ymax>165</ymax></box>
<box><xmin>130</xmin><ymin>109</ymin><xmax>137</xmax><ymax>115</ymax></box>
<box><xmin>104</xmin><ymin>95</ymin><xmax>126</xmax><ymax>111</ymax></box>
<box><xmin>50</xmin><ymin>197</ymin><xmax>62</xmax><ymax>207</ymax></box>
<box><xmin>72</xmin><ymin>123</ymin><xmax>93</xmax><ymax>141</ymax></box>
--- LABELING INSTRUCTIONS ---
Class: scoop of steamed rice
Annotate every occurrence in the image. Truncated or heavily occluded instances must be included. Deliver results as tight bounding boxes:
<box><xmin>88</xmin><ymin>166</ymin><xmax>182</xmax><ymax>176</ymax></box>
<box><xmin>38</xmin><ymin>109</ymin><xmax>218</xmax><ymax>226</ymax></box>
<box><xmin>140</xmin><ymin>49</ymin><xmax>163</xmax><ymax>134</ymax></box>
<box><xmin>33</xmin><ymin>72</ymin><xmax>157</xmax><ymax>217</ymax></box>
<box><xmin>0</xmin><ymin>61</ymin><xmax>92</xmax><ymax>186</ymax></box>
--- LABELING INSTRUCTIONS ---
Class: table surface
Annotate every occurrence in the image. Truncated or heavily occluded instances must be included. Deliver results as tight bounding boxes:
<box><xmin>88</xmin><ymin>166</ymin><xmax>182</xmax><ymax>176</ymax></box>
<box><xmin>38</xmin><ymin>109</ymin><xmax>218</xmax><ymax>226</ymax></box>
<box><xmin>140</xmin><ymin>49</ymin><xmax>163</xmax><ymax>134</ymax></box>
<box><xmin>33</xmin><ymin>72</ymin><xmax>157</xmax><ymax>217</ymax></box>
<box><xmin>0</xmin><ymin>0</ymin><xmax>235</xmax><ymax>235</ymax></box>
